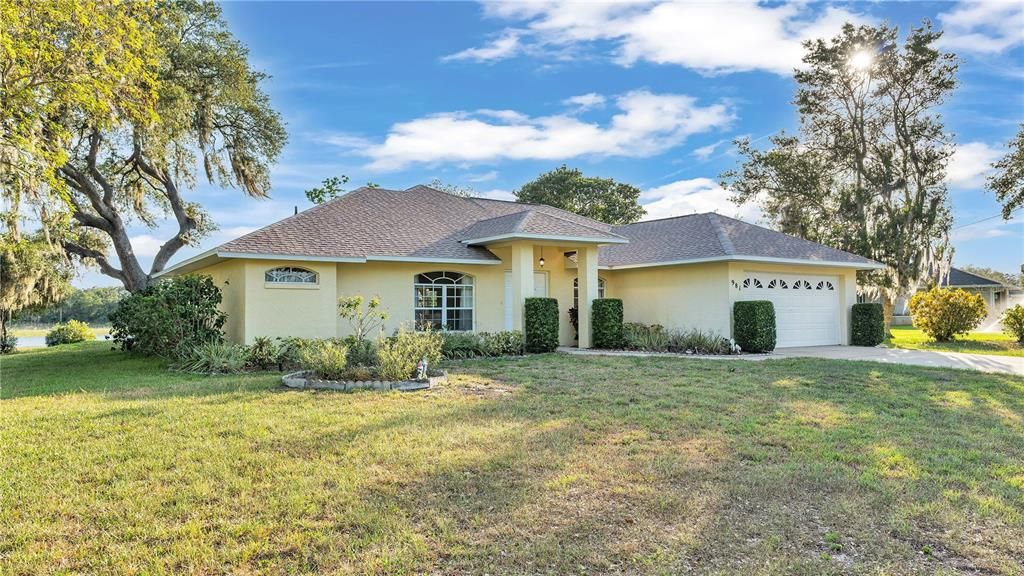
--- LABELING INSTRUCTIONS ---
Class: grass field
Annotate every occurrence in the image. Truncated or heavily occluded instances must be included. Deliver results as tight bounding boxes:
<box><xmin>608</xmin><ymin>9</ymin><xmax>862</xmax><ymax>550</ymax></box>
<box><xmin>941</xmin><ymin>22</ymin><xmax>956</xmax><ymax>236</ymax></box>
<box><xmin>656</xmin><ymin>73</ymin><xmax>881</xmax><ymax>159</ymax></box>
<box><xmin>1</xmin><ymin>342</ymin><xmax>1022</xmax><ymax>574</ymax></box>
<box><xmin>888</xmin><ymin>325</ymin><xmax>1022</xmax><ymax>357</ymax></box>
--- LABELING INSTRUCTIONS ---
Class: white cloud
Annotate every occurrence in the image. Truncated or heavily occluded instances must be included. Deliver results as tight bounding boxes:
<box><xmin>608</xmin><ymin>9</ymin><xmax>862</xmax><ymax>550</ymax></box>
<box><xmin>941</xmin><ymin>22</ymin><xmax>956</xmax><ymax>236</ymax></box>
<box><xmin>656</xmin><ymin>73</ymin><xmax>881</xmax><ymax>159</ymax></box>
<box><xmin>951</xmin><ymin>217</ymin><xmax>1021</xmax><ymax>242</ymax></box>
<box><xmin>562</xmin><ymin>92</ymin><xmax>606</xmax><ymax>111</ymax></box>
<box><xmin>129</xmin><ymin>234</ymin><xmax>165</xmax><ymax>258</ymax></box>
<box><xmin>478</xmin><ymin>188</ymin><xmax>516</xmax><ymax>201</ymax></box>
<box><xmin>948</xmin><ymin>141</ymin><xmax>1001</xmax><ymax>188</ymax></box>
<box><xmin>450</xmin><ymin>1</ymin><xmax>866</xmax><ymax>75</ymax></box>
<box><xmin>938</xmin><ymin>1</ymin><xmax>1024</xmax><ymax>54</ymax></box>
<box><xmin>442</xmin><ymin>29</ymin><xmax>523</xmax><ymax>62</ymax></box>
<box><xmin>640</xmin><ymin>177</ymin><xmax>761</xmax><ymax>222</ymax></box>
<box><xmin>360</xmin><ymin>90</ymin><xmax>732</xmax><ymax>170</ymax></box>
<box><xmin>466</xmin><ymin>170</ymin><xmax>499</xmax><ymax>183</ymax></box>
<box><xmin>692</xmin><ymin>139</ymin><xmax>726</xmax><ymax>161</ymax></box>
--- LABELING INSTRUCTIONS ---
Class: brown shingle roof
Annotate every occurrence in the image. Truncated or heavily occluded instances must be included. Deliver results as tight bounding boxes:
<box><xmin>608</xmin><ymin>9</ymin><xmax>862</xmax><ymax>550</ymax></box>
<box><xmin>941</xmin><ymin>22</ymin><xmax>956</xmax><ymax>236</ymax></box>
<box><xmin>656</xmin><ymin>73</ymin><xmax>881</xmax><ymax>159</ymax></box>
<box><xmin>218</xmin><ymin>185</ymin><xmax>623</xmax><ymax>262</ymax></box>
<box><xmin>600</xmin><ymin>212</ymin><xmax>879</xmax><ymax>268</ymax></box>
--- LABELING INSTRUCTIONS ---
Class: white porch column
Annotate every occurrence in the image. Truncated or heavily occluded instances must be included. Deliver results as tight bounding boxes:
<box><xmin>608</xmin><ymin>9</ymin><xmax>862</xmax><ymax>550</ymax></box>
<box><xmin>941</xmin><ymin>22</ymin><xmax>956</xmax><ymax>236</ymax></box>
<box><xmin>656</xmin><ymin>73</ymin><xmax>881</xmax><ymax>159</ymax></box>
<box><xmin>510</xmin><ymin>241</ymin><xmax>534</xmax><ymax>331</ymax></box>
<box><xmin>577</xmin><ymin>245</ymin><xmax>599</xmax><ymax>348</ymax></box>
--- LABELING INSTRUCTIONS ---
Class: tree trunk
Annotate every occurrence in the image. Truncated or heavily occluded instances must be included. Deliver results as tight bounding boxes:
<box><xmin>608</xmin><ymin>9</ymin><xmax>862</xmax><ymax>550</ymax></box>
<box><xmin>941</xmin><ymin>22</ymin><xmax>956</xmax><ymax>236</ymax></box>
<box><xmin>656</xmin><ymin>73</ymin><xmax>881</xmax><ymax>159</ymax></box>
<box><xmin>881</xmin><ymin>293</ymin><xmax>895</xmax><ymax>339</ymax></box>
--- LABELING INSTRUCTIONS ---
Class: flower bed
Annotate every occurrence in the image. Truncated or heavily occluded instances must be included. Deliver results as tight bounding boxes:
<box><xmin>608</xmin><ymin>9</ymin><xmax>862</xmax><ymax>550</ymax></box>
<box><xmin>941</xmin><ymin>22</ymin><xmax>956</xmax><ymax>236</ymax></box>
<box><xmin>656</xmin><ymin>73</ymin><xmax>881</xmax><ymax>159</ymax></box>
<box><xmin>282</xmin><ymin>369</ymin><xmax>446</xmax><ymax>392</ymax></box>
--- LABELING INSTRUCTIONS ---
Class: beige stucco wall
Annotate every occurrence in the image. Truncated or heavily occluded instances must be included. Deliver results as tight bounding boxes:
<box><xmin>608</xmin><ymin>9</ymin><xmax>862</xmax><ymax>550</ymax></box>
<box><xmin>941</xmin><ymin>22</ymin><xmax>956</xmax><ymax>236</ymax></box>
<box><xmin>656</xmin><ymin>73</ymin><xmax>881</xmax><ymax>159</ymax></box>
<box><xmin>191</xmin><ymin>246</ymin><xmax>587</xmax><ymax>345</ymax></box>
<box><xmin>603</xmin><ymin>262</ymin><xmax>732</xmax><ymax>336</ymax></box>
<box><xmin>191</xmin><ymin>254</ymin><xmax>861</xmax><ymax>346</ymax></box>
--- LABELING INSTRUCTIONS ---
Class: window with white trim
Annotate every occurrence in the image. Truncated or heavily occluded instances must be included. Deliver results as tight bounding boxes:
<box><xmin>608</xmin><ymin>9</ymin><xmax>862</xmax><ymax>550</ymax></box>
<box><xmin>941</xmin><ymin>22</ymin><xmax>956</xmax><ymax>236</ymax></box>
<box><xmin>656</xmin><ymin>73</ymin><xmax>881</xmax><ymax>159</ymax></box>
<box><xmin>265</xmin><ymin>266</ymin><xmax>318</xmax><ymax>284</ymax></box>
<box><xmin>573</xmin><ymin>277</ymin><xmax>607</xmax><ymax>308</ymax></box>
<box><xmin>414</xmin><ymin>271</ymin><xmax>474</xmax><ymax>331</ymax></box>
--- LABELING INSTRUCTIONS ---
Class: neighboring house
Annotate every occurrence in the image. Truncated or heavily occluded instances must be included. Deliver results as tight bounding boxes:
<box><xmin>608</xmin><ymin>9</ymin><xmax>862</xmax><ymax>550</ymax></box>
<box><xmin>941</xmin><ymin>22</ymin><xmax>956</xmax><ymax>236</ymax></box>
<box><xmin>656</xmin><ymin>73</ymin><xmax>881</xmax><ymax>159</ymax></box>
<box><xmin>876</xmin><ymin>268</ymin><xmax>1019</xmax><ymax>330</ymax></box>
<box><xmin>160</xmin><ymin>185</ymin><xmax>883</xmax><ymax>348</ymax></box>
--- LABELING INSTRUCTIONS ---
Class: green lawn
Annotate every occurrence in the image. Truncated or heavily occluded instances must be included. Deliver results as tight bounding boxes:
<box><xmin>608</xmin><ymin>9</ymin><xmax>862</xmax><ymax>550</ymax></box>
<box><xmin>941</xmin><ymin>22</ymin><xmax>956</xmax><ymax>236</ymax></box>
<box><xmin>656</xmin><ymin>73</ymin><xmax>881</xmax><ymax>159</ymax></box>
<box><xmin>888</xmin><ymin>325</ymin><xmax>1023</xmax><ymax>357</ymax></box>
<box><xmin>2</xmin><ymin>343</ymin><xmax>1022</xmax><ymax>575</ymax></box>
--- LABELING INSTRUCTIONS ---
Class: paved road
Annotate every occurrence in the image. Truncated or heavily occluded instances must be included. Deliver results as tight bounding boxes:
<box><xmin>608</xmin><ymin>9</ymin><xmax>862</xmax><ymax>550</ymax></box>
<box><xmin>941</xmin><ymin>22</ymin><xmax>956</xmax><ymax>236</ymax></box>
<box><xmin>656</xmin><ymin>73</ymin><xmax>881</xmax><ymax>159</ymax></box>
<box><xmin>774</xmin><ymin>346</ymin><xmax>1024</xmax><ymax>376</ymax></box>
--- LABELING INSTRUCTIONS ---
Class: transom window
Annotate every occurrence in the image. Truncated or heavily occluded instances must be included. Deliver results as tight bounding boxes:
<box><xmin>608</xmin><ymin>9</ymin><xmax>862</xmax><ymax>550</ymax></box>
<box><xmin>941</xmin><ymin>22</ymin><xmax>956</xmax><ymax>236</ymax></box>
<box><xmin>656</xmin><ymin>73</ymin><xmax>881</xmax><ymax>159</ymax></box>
<box><xmin>265</xmin><ymin>266</ymin><xmax>318</xmax><ymax>284</ymax></box>
<box><xmin>573</xmin><ymin>277</ymin><xmax>607</xmax><ymax>308</ymax></box>
<box><xmin>414</xmin><ymin>271</ymin><xmax>474</xmax><ymax>331</ymax></box>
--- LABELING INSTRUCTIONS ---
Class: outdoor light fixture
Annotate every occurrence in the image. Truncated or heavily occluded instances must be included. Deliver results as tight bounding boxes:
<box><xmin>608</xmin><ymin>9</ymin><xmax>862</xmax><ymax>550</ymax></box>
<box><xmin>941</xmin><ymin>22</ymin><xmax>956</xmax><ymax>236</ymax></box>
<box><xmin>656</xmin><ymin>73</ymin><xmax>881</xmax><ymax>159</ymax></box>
<box><xmin>539</xmin><ymin>247</ymin><xmax>545</xmax><ymax>267</ymax></box>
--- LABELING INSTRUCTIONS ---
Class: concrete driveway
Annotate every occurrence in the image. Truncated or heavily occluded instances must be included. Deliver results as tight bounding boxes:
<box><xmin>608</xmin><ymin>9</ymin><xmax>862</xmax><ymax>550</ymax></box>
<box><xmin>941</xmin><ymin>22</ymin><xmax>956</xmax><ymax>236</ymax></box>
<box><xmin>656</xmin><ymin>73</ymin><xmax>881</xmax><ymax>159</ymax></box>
<box><xmin>774</xmin><ymin>346</ymin><xmax>1024</xmax><ymax>376</ymax></box>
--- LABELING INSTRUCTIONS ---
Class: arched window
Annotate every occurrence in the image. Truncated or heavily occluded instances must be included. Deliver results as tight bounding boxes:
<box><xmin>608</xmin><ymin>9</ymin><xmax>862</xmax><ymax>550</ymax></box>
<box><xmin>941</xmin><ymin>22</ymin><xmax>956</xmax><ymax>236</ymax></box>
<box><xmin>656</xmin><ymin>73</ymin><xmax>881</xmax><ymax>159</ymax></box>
<box><xmin>265</xmin><ymin>266</ymin><xmax>318</xmax><ymax>284</ymax></box>
<box><xmin>414</xmin><ymin>271</ymin><xmax>474</xmax><ymax>331</ymax></box>
<box><xmin>573</xmin><ymin>277</ymin><xmax>607</xmax><ymax>308</ymax></box>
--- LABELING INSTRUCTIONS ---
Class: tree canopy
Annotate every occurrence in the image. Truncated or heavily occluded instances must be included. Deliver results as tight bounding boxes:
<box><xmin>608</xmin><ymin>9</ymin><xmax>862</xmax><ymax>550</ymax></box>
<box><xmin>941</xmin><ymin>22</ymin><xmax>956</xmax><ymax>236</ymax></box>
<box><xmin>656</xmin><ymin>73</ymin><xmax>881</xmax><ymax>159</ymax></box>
<box><xmin>721</xmin><ymin>22</ymin><xmax>957</xmax><ymax>328</ymax></box>
<box><xmin>515</xmin><ymin>166</ymin><xmax>645</xmax><ymax>225</ymax></box>
<box><xmin>0</xmin><ymin>232</ymin><xmax>74</xmax><ymax>345</ymax></box>
<box><xmin>2</xmin><ymin>0</ymin><xmax>287</xmax><ymax>292</ymax></box>
<box><xmin>987</xmin><ymin>123</ymin><xmax>1024</xmax><ymax>220</ymax></box>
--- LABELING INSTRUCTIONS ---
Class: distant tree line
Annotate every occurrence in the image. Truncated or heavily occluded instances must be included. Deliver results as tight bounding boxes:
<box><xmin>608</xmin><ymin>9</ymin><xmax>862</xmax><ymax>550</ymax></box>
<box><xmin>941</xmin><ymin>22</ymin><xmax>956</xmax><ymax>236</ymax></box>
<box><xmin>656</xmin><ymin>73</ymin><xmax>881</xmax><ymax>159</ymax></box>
<box><xmin>13</xmin><ymin>287</ymin><xmax>125</xmax><ymax>326</ymax></box>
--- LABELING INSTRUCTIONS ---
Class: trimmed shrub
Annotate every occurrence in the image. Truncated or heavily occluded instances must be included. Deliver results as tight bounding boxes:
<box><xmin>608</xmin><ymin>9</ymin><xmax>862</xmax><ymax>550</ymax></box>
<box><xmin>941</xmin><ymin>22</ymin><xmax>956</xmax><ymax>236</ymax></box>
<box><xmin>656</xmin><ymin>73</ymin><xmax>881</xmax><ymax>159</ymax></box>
<box><xmin>300</xmin><ymin>339</ymin><xmax>349</xmax><ymax>380</ymax></box>
<box><xmin>591</xmin><ymin>298</ymin><xmax>624</xmax><ymax>349</ymax></box>
<box><xmin>1001</xmin><ymin>304</ymin><xmax>1024</xmax><ymax>343</ymax></box>
<box><xmin>524</xmin><ymin>297</ymin><xmax>559</xmax><ymax>353</ymax></box>
<box><xmin>109</xmin><ymin>275</ymin><xmax>226</xmax><ymax>358</ymax></box>
<box><xmin>176</xmin><ymin>341</ymin><xmax>248</xmax><ymax>374</ymax></box>
<box><xmin>909</xmin><ymin>288</ymin><xmax>987</xmax><ymax>342</ymax></box>
<box><xmin>45</xmin><ymin>320</ymin><xmax>94</xmax><ymax>346</ymax></box>
<box><xmin>733</xmin><ymin>300</ymin><xmax>776</xmax><ymax>353</ymax></box>
<box><xmin>851</xmin><ymin>303</ymin><xmax>884</xmax><ymax>346</ymax></box>
<box><xmin>377</xmin><ymin>326</ymin><xmax>443</xmax><ymax>381</ymax></box>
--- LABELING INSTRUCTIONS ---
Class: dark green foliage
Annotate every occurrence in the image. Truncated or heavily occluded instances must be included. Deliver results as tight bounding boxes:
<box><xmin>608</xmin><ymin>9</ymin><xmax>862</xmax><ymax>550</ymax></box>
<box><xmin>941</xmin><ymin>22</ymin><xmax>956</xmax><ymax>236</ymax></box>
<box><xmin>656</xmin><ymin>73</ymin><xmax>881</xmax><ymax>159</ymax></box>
<box><xmin>733</xmin><ymin>301</ymin><xmax>776</xmax><ymax>353</ymax></box>
<box><xmin>45</xmin><ymin>320</ymin><xmax>94</xmax><ymax>346</ymax></box>
<box><xmin>591</xmin><ymin>299</ymin><xmax>623</xmax><ymax>349</ymax></box>
<box><xmin>246</xmin><ymin>337</ymin><xmax>278</xmax><ymax>370</ymax></box>
<box><xmin>515</xmin><ymin>165</ymin><xmax>645</xmax><ymax>224</ymax></box>
<box><xmin>1</xmin><ymin>334</ymin><xmax>17</xmax><ymax>354</ymax></box>
<box><xmin>851</xmin><ymin>303</ymin><xmax>885</xmax><ymax>346</ymax></box>
<box><xmin>109</xmin><ymin>275</ymin><xmax>227</xmax><ymax>358</ymax></box>
<box><xmin>343</xmin><ymin>336</ymin><xmax>378</xmax><ymax>367</ymax></box>
<box><xmin>13</xmin><ymin>286</ymin><xmax>126</xmax><ymax>326</ymax></box>
<box><xmin>440</xmin><ymin>330</ymin><xmax>525</xmax><ymax>359</ymax></box>
<box><xmin>524</xmin><ymin>297</ymin><xmax>559</xmax><ymax>353</ymax></box>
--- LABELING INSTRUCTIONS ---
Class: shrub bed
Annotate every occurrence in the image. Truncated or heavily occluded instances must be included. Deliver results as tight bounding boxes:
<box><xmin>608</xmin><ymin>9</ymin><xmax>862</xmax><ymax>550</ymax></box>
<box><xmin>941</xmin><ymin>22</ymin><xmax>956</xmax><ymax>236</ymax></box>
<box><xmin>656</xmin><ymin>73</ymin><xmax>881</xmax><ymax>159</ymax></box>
<box><xmin>851</xmin><ymin>303</ymin><xmax>884</xmax><ymax>346</ymax></box>
<box><xmin>1003</xmin><ymin>304</ymin><xmax>1024</xmax><ymax>343</ymax></box>
<box><xmin>592</xmin><ymin>299</ymin><xmax>623</xmax><ymax>349</ymax></box>
<box><xmin>524</xmin><ymin>297</ymin><xmax>559</xmax><ymax>353</ymax></box>
<box><xmin>623</xmin><ymin>322</ymin><xmax>736</xmax><ymax>355</ymax></box>
<box><xmin>440</xmin><ymin>330</ymin><xmax>524</xmax><ymax>359</ymax></box>
<box><xmin>733</xmin><ymin>300</ymin><xmax>776</xmax><ymax>353</ymax></box>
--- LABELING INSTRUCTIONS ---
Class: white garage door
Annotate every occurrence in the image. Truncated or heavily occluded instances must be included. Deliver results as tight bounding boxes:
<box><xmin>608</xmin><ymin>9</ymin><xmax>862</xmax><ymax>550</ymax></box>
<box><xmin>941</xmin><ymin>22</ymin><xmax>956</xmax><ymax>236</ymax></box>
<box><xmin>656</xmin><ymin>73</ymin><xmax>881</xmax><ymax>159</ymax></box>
<box><xmin>738</xmin><ymin>273</ymin><xmax>840</xmax><ymax>348</ymax></box>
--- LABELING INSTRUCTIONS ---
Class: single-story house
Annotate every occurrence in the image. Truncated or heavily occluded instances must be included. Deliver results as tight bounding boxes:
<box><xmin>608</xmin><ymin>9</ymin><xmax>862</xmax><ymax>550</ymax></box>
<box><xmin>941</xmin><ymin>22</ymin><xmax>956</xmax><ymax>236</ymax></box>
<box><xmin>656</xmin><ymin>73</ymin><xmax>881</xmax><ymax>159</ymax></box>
<box><xmin>160</xmin><ymin>185</ymin><xmax>884</xmax><ymax>348</ymax></box>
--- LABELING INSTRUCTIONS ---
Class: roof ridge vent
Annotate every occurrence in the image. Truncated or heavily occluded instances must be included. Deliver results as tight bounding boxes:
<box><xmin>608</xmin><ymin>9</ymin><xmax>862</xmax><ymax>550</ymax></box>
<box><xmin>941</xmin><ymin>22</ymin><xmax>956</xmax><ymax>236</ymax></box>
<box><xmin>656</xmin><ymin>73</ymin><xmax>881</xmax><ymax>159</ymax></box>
<box><xmin>706</xmin><ymin>213</ymin><xmax>736</xmax><ymax>256</ymax></box>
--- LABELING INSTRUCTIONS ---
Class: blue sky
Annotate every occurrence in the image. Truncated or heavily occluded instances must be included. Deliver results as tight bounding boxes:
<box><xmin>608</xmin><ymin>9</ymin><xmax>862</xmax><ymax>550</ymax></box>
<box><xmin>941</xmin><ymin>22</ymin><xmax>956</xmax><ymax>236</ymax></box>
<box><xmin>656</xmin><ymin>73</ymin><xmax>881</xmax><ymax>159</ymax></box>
<box><xmin>80</xmin><ymin>1</ymin><xmax>1023</xmax><ymax>287</ymax></box>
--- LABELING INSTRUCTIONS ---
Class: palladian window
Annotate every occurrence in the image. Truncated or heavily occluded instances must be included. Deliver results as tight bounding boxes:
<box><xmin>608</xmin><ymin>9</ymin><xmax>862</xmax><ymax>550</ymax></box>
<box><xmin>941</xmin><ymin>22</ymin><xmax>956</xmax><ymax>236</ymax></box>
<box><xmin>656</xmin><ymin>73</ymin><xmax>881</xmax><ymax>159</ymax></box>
<box><xmin>265</xmin><ymin>266</ymin><xmax>318</xmax><ymax>284</ymax></box>
<box><xmin>414</xmin><ymin>271</ymin><xmax>474</xmax><ymax>331</ymax></box>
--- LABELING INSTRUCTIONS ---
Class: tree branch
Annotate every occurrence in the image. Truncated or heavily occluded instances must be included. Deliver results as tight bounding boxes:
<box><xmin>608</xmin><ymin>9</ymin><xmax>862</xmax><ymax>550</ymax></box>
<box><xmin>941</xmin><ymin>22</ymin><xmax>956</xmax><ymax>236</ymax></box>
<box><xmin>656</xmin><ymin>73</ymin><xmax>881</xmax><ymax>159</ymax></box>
<box><xmin>61</xmin><ymin>240</ymin><xmax>124</xmax><ymax>283</ymax></box>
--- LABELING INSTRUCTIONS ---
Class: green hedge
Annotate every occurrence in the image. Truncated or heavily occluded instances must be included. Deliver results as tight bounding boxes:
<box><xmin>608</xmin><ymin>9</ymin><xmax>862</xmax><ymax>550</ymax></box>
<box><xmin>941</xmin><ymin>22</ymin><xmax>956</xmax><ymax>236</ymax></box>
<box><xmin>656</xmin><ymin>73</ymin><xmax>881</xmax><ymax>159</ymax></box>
<box><xmin>851</xmin><ymin>303</ymin><xmax>884</xmax><ymax>346</ymax></box>
<box><xmin>733</xmin><ymin>300</ymin><xmax>776</xmax><ymax>353</ymax></box>
<box><xmin>524</xmin><ymin>297</ymin><xmax>559</xmax><ymax>353</ymax></box>
<box><xmin>592</xmin><ymin>298</ymin><xmax>624</xmax><ymax>349</ymax></box>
